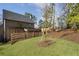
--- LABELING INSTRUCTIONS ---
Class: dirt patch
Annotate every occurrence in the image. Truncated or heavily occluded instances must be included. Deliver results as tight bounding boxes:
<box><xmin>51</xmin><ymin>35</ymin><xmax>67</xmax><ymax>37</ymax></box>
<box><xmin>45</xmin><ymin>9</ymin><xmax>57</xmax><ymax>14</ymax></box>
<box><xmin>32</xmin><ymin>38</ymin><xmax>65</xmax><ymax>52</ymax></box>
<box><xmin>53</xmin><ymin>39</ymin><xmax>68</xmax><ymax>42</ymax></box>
<box><xmin>63</xmin><ymin>32</ymin><xmax>79</xmax><ymax>43</ymax></box>
<box><xmin>49</xmin><ymin>29</ymin><xmax>79</xmax><ymax>43</ymax></box>
<box><xmin>38</xmin><ymin>29</ymin><xmax>79</xmax><ymax>47</ymax></box>
<box><xmin>49</xmin><ymin>29</ymin><xmax>74</xmax><ymax>38</ymax></box>
<box><xmin>38</xmin><ymin>40</ymin><xmax>55</xmax><ymax>47</ymax></box>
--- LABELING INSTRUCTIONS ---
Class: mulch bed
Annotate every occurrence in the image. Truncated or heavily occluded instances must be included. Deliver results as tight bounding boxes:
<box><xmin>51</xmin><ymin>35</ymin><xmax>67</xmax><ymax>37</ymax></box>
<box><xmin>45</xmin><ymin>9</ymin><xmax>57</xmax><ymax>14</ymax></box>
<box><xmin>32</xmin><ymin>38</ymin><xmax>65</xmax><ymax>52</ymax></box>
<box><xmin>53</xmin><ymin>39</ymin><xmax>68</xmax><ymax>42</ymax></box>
<box><xmin>38</xmin><ymin>40</ymin><xmax>54</xmax><ymax>47</ymax></box>
<box><xmin>63</xmin><ymin>32</ymin><xmax>79</xmax><ymax>43</ymax></box>
<box><xmin>49</xmin><ymin>29</ymin><xmax>79</xmax><ymax>43</ymax></box>
<box><xmin>38</xmin><ymin>29</ymin><xmax>79</xmax><ymax>47</ymax></box>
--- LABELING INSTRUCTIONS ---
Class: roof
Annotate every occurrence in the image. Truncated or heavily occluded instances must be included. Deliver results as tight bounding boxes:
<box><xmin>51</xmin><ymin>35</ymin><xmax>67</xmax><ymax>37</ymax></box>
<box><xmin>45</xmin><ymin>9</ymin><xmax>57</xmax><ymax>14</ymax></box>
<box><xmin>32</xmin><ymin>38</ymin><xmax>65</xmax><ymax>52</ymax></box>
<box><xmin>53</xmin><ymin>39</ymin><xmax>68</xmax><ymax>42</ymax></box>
<box><xmin>3</xmin><ymin>9</ymin><xmax>34</xmax><ymax>23</ymax></box>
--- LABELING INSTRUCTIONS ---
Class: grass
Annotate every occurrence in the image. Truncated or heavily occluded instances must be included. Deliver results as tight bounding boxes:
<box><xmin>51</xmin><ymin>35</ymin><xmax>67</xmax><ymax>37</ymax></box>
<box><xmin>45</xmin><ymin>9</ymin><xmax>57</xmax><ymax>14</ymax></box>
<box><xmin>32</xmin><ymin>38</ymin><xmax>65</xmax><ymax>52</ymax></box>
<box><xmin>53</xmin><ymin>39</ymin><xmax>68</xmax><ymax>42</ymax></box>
<box><xmin>0</xmin><ymin>37</ymin><xmax>79</xmax><ymax>56</ymax></box>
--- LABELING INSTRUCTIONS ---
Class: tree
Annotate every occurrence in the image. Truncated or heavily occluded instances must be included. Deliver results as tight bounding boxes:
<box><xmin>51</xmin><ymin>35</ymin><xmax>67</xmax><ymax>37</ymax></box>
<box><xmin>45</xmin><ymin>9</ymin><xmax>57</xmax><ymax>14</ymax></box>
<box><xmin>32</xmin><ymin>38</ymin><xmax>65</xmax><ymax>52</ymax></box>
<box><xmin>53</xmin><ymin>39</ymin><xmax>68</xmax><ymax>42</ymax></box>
<box><xmin>31</xmin><ymin>15</ymin><xmax>37</xmax><ymax>24</ymax></box>
<box><xmin>40</xmin><ymin>4</ymin><xmax>55</xmax><ymax>40</ymax></box>
<box><xmin>38</xmin><ymin>19</ymin><xmax>43</xmax><ymax>28</ymax></box>
<box><xmin>25</xmin><ymin>12</ymin><xmax>37</xmax><ymax>24</ymax></box>
<box><xmin>51</xmin><ymin>4</ymin><xmax>55</xmax><ymax>30</ymax></box>
<box><xmin>66</xmin><ymin>3</ymin><xmax>79</xmax><ymax>31</ymax></box>
<box><xmin>25</xmin><ymin>12</ymin><xmax>37</xmax><ymax>29</ymax></box>
<box><xmin>42</xmin><ymin>3</ymin><xmax>55</xmax><ymax>28</ymax></box>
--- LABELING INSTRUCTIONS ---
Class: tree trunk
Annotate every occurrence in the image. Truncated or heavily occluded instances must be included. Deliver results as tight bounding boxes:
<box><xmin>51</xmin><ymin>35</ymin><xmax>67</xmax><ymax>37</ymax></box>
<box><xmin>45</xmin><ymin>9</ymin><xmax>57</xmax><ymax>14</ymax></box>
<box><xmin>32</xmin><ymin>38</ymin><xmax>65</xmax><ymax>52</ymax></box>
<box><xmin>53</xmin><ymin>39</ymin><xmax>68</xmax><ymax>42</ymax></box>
<box><xmin>71</xmin><ymin>23</ymin><xmax>77</xmax><ymax>32</ymax></box>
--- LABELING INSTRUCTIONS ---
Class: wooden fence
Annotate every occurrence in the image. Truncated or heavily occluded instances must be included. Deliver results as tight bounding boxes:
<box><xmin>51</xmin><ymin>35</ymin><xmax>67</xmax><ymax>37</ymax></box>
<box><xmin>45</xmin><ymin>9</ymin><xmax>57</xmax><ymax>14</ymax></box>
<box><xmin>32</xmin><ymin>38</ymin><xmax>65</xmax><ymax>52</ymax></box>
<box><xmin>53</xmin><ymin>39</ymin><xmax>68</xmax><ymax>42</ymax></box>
<box><xmin>10</xmin><ymin>31</ymin><xmax>41</xmax><ymax>44</ymax></box>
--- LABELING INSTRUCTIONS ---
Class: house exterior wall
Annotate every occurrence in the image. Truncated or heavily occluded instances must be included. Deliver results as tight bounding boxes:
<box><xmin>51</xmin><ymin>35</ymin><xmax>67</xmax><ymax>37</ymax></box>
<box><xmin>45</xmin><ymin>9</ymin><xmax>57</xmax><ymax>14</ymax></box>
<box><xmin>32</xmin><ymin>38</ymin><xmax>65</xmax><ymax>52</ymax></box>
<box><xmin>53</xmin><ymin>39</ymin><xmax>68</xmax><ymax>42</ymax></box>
<box><xmin>0</xmin><ymin>24</ymin><xmax>4</xmax><ymax>42</ymax></box>
<box><xmin>5</xmin><ymin>19</ymin><xmax>34</xmax><ymax>29</ymax></box>
<box><xmin>2</xmin><ymin>9</ymin><xmax>35</xmax><ymax>42</ymax></box>
<box><xmin>3</xmin><ymin>9</ymin><xmax>34</xmax><ymax>23</ymax></box>
<box><xmin>4</xmin><ymin>19</ymin><xmax>34</xmax><ymax>41</ymax></box>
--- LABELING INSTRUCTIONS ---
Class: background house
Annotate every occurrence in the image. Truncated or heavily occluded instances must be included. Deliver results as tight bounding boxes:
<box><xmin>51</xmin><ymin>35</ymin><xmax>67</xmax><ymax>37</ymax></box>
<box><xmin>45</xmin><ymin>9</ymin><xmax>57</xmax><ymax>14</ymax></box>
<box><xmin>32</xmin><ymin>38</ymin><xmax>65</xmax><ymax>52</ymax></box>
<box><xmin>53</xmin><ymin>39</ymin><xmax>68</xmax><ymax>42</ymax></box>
<box><xmin>0</xmin><ymin>9</ymin><xmax>35</xmax><ymax>42</ymax></box>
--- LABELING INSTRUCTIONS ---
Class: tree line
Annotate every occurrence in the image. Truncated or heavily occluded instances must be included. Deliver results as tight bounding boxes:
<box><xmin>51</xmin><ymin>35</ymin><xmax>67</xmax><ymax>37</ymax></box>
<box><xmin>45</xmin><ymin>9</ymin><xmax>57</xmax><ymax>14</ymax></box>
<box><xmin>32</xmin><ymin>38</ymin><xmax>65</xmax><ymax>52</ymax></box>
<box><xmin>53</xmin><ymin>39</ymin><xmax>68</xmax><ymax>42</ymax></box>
<box><xmin>38</xmin><ymin>3</ymin><xmax>79</xmax><ymax>31</ymax></box>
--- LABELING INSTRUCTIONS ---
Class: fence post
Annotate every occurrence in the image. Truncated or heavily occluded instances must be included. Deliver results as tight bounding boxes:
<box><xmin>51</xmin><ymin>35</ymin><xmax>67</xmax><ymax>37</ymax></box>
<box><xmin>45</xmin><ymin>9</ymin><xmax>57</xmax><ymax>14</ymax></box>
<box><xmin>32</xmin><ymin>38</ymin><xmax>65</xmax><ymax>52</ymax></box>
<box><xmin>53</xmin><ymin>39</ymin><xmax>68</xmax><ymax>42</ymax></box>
<box><xmin>33</xmin><ymin>31</ymin><xmax>35</xmax><ymax>37</ymax></box>
<box><xmin>10</xmin><ymin>33</ymin><xmax>15</xmax><ymax>45</ymax></box>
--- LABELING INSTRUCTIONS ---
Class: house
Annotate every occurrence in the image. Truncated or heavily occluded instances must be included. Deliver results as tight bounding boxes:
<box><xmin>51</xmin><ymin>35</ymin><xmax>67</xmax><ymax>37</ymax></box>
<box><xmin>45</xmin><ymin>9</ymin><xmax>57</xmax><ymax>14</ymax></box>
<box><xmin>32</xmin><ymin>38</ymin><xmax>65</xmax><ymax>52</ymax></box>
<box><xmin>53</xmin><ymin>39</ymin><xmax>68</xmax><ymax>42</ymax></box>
<box><xmin>0</xmin><ymin>9</ymin><xmax>35</xmax><ymax>42</ymax></box>
<box><xmin>0</xmin><ymin>22</ymin><xmax>4</xmax><ymax>42</ymax></box>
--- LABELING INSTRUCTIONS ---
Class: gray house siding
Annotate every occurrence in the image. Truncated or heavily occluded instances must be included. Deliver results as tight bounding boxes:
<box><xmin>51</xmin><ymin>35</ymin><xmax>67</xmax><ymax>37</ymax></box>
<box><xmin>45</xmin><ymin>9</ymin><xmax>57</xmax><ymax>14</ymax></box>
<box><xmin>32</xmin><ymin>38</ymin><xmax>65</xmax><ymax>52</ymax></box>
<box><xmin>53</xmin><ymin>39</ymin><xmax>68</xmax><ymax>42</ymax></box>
<box><xmin>5</xmin><ymin>20</ymin><xmax>34</xmax><ymax>29</ymax></box>
<box><xmin>0</xmin><ymin>24</ymin><xmax>4</xmax><ymax>42</ymax></box>
<box><xmin>3</xmin><ymin>9</ymin><xmax>34</xmax><ymax>23</ymax></box>
<box><xmin>0</xmin><ymin>9</ymin><xmax>35</xmax><ymax>42</ymax></box>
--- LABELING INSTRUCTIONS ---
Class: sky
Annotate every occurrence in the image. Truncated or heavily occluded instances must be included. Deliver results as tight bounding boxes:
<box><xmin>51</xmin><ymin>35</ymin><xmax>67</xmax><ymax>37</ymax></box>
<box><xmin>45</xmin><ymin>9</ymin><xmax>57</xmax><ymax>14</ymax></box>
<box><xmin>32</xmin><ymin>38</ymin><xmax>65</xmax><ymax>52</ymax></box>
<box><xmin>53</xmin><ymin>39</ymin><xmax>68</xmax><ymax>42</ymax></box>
<box><xmin>55</xmin><ymin>3</ymin><xmax>65</xmax><ymax>17</ymax></box>
<box><xmin>0</xmin><ymin>3</ymin><xmax>65</xmax><ymax>27</ymax></box>
<box><xmin>0</xmin><ymin>3</ymin><xmax>42</xmax><ymax>21</ymax></box>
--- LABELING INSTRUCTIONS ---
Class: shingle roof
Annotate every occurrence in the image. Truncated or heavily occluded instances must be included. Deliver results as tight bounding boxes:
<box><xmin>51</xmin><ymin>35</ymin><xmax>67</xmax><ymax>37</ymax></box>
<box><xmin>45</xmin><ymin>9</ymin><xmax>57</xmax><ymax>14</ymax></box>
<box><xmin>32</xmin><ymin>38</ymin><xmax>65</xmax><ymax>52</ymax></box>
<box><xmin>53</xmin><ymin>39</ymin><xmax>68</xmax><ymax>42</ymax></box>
<box><xmin>3</xmin><ymin>9</ymin><xmax>34</xmax><ymax>23</ymax></box>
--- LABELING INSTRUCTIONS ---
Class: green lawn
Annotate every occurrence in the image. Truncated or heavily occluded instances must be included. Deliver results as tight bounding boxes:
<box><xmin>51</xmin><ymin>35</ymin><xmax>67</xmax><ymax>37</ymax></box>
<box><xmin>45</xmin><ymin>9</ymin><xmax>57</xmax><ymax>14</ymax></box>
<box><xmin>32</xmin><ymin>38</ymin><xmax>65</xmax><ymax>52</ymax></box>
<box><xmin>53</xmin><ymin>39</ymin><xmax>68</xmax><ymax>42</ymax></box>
<box><xmin>0</xmin><ymin>37</ymin><xmax>79</xmax><ymax>56</ymax></box>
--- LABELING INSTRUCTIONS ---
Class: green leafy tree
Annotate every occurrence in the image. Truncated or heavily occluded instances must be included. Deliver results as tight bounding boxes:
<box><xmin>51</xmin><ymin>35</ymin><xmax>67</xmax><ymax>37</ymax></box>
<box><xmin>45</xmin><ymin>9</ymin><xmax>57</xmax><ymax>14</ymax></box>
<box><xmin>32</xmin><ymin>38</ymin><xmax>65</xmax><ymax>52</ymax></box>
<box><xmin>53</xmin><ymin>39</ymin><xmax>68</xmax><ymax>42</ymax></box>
<box><xmin>66</xmin><ymin>3</ymin><xmax>79</xmax><ymax>30</ymax></box>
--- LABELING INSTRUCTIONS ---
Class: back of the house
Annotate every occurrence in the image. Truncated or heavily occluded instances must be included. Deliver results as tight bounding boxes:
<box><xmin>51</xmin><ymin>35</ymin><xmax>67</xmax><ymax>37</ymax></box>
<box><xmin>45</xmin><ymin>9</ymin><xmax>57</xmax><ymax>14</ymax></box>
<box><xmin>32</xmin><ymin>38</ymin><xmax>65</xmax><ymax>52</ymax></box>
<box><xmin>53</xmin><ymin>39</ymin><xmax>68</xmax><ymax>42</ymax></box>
<box><xmin>0</xmin><ymin>9</ymin><xmax>35</xmax><ymax>42</ymax></box>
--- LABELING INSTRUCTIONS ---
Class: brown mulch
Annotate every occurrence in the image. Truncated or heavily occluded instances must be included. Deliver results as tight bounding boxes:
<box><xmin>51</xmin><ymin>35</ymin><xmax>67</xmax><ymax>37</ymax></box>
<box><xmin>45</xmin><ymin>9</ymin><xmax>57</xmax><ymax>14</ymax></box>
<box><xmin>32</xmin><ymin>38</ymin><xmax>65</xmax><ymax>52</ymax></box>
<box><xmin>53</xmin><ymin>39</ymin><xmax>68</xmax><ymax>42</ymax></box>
<box><xmin>38</xmin><ymin>29</ymin><xmax>79</xmax><ymax>47</ymax></box>
<box><xmin>49</xmin><ymin>29</ymin><xmax>79</xmax><ymax>43</ymax></box>
<box><xmin>38</xmin><ymin>40</ymin><xmax>54</xmax><ymax>47</ymax></box>
<box><xmin>49</xmin><ymin>29</ymin><xmax>73</xmax><ymax>38</ymax></box>
<box><xmin>63</xmin><ymin>32</ymin><xmax>79</xmax><ymax>43</ymax></box>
